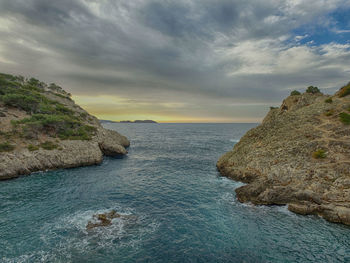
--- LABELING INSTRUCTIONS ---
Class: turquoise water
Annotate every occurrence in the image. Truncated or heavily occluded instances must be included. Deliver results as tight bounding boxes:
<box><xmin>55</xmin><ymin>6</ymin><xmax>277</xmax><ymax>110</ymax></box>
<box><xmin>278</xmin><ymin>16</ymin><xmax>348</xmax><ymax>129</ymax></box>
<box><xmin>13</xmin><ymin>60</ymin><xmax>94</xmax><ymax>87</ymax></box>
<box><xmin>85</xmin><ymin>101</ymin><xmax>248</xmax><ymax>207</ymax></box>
<box><xmin>0</xmin><ymin>123</ymin><xmax>349</xmax><ymax>263</ymax></box>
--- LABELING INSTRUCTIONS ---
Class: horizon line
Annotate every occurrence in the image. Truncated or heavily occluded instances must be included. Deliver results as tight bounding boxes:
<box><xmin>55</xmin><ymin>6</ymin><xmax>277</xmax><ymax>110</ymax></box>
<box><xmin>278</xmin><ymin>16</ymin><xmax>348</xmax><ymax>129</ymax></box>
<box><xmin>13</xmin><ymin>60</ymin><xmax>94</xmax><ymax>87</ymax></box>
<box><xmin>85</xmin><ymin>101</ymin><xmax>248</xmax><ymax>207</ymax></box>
<box><xmin>101</xmin><ymin>119</ymin><xmax>261</xmax><ymax>124</ymax></box>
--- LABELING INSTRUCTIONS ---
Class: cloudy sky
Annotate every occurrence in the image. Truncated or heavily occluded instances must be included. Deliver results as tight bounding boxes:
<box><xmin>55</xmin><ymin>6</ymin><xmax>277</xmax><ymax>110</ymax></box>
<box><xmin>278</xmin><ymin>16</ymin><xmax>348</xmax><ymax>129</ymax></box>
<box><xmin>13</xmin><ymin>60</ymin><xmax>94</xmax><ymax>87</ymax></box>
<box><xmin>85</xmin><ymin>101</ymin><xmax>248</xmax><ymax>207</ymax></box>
<box><xmin>0</xmin><ymin>0</ymin><xmax>350</xmax><ymax>122</ymax></box>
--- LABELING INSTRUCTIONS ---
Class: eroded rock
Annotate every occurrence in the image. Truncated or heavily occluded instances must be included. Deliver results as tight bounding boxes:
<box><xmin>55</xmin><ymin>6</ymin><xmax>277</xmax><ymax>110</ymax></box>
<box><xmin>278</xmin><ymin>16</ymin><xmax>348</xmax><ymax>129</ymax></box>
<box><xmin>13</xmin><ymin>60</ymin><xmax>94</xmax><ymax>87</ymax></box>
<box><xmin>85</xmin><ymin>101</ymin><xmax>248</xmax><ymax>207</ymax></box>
<box><xmin>217</xmin><ymin>90</ymin><xmax>350</xmax><ymax>225</ymax></box>
<box><xmin>86</xmin><ymin>210</ymin><xmax>136</xmax><ymax>230</ymax></box>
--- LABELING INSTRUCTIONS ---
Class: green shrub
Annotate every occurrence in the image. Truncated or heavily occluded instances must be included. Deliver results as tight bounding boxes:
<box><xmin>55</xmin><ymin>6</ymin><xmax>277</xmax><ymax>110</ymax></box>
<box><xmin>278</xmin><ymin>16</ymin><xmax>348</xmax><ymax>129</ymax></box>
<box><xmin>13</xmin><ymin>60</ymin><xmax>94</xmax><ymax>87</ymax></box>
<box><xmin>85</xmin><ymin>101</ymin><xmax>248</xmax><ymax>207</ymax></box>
<box><xmin>339</xmin><ymin>112</ymin><xmax>350</xmax><ymax>125</ymax></box>
<box><xmin>1</xmin><ymin>73</ymin><xmax>96</xmax><ymax>141</ymax></box>
<box><xmin>306</xmin><ymin>86</ymin><xmax>321</xmax><ymax>94</ymax></box>
<box><xmin>312</xmin><ymin>149</ymin><xmax>327</xmax><ymax>159</ymax></box>
<box><xmin>40</xmin><ymin>141</ymin><xmax>58</xmax><ymax>150</ymax></box>
<box><xmin>0</xmin><ymin>74</ymin><xmax>18</xmax><ymax>88</ymax></box>
<box><xmin>58</xmin><ymin>125</ymin><xmax>96</xmax><ymax>140</ymax></box>
<box><xmin>0</xmin><ymin>73</ymin><xmax>17</xmax><ymax>81</ymax></box>
<box><xmin>55</xmin><ymin>104</ymin><xmax>74</xmax><ymax>115</ymax></box>
<box><xmin>27</xmin><ymin>144</ymin><xmax>39</xmax><ymax>151</ymax></box>
<box><xmin>37</xmin><ymin>103</ymin><xmax>56</xmax><ymax>114</ymax></box>
<box><xmin>338</xmin><ymin>82</ymin><xmax>350</xmax><ymax>98</ymax></box>
<box><xmin>14</xmin><ymin>114</ymin><xmax>96</xmax><ymax>140</ymax></box>
<box><xmin>0</xmin><ymin>142</ymin><xmax>15</xmax><ymax>152</ymax></box>
<box><xmin>324</xmin><ymin>98</ymin><xmax>333</xmax><ymax>103</ymax></box>
<box><xmin>79</xmin><ymin>112</ymin><xmax>88</xmax><ymax>119</ymax></box>
<box><xmin>290</xmin><ymin>90</ymin><xmax>301</xmax><ymax>96</ymax></box>
<box><xmin>1</xmin><ymin>94</ymin><xmax>40</xmax><ymax>112</ymax></box>
<box><xmin>28</xmin><ymin>78</ymin><xmax>40</xmax><ymax>86</ymax></box>
<box><xmin>22</xmin><ymin>84</ymin><xmax>43</xmax><ymax>93</ymax></box>
<box><xmin>270</xmin><ymin>106</ymin><xmax>279</xmax><ymax>110</ymax></box>
<box><xmin>52</xmin><ymin>92</ymin><xmax>72</xmax><ymax>100</ymax></box>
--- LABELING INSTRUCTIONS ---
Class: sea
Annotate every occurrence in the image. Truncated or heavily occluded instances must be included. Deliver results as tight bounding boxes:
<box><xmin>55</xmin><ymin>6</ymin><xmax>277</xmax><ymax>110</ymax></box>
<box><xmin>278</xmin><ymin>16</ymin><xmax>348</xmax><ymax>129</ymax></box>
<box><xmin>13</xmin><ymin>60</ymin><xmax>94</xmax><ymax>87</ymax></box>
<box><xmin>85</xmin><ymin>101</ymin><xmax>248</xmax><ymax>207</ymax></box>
<box><xmin>0</xmin><ymin>123</ymin><xmax>349</xmax><ymax>263</ymax></box>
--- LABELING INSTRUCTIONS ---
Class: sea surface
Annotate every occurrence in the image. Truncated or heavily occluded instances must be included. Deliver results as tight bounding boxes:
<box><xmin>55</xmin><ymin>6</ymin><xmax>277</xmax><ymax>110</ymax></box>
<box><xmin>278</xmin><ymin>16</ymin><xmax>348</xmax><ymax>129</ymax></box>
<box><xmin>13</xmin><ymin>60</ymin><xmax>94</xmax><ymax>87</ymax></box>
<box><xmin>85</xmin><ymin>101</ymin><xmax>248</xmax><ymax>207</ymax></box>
<box><xmin>0</xmin><ymin>123</ymin><xmax>349</xmax><ymax>263</ymax></box>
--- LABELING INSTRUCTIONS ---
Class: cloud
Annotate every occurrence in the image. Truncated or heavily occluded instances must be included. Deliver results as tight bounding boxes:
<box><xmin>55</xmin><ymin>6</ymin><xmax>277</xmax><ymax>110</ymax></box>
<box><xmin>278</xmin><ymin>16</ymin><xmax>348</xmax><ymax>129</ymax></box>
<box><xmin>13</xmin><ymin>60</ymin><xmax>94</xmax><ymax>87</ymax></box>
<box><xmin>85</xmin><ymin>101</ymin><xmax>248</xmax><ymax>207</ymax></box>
<box><xmin>0</xmin><ymin>0</ymin><xmax>349</xmax><ymax>121</ymax></box>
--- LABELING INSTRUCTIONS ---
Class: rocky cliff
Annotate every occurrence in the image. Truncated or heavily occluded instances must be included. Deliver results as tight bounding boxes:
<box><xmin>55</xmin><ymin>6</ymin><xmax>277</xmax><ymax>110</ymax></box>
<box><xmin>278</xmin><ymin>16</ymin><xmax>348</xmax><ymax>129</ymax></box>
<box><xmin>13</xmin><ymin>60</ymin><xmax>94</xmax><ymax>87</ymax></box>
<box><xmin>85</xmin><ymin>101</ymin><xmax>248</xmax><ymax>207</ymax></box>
<box><xmin>0</xmin><ymin>73</ymin><xmax>129</xmax><ymax>180</ymax></box>
<box><xmin>217</xmin><ymin>84</ymin><xmax>350</xmax><ymax>225</ymax></box>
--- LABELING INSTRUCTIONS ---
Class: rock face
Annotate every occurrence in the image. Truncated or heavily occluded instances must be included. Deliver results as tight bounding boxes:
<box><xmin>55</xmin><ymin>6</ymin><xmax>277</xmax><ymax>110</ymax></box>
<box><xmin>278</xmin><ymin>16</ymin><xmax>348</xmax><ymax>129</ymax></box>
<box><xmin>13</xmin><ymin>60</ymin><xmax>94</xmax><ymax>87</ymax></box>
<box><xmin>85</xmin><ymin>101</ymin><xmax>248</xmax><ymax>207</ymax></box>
<box><xmin>0</xmin><ymin>74</ymin><xmax>130</xmax><ymax>180</ymax></box>
<box><xmin>217</xmin><ymin>86</ymin><xmax>350</xmax><ymax>225</ymax></box>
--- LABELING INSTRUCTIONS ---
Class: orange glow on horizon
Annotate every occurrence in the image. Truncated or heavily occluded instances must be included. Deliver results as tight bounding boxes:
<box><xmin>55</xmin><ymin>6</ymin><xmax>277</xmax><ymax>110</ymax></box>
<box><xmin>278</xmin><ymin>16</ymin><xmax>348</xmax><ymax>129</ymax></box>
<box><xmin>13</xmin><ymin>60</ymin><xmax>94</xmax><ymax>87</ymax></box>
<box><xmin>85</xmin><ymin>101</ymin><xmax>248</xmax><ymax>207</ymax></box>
<box><xmin>73</xmin><ymin>95</ymin><xmax>263</xmax><ymax>124</ymax></box>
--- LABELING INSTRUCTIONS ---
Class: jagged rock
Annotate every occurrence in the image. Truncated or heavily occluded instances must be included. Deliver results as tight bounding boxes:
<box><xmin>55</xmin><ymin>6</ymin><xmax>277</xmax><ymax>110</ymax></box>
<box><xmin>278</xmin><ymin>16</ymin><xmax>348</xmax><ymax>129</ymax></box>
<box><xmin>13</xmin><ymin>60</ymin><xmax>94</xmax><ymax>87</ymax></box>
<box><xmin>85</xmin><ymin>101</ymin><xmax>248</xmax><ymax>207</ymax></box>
<box><xmin>217</xmin><ymin>89</ymin><xmax>350</xmax><ymax>225</ymax></box>
<box><xmin>86</xmin><ymin>210</ymin><xmax>135</xmax><ymax>230</ymax></box>
<box><xmin>97</xmin><ymin>128</ymin><xmax>129</xmax><ymax>156</ymax></box>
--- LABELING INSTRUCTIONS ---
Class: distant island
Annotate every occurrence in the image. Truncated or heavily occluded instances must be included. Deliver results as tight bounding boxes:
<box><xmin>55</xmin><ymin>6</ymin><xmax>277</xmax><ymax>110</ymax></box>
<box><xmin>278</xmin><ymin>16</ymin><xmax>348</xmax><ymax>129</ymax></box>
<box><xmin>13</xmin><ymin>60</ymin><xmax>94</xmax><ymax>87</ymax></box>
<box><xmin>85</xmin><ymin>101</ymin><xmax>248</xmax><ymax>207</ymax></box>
<box><xmin>101</xmin><ymin>120</ymin><xmax>157</xmax><ymax>123</ymax></box>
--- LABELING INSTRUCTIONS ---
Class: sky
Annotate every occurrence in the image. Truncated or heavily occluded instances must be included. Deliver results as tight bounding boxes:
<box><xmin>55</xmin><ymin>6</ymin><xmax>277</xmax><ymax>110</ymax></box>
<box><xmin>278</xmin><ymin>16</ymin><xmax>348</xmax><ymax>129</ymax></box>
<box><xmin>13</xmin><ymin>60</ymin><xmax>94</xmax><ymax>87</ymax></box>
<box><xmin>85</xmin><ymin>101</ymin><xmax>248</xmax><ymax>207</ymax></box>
<box><xmin>0</xmin><ymin>0</ymin><xmax>350</xmax><ymax>123</ymax></box>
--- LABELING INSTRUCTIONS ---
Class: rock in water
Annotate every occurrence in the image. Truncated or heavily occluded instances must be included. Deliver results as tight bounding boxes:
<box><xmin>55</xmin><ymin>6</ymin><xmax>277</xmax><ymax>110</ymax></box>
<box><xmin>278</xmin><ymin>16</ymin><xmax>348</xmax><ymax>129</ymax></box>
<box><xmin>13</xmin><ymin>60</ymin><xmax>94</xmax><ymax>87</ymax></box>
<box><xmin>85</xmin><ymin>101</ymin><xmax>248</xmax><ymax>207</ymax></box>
<box><xmin>86</xmin><ymin>210</ymin><xmax>126</xmax><ymax>230</ymax></box>
<box><xmin>217</xmin><ymin>83</ymin><xmax>350</xmax><ymax>225</ymax></box>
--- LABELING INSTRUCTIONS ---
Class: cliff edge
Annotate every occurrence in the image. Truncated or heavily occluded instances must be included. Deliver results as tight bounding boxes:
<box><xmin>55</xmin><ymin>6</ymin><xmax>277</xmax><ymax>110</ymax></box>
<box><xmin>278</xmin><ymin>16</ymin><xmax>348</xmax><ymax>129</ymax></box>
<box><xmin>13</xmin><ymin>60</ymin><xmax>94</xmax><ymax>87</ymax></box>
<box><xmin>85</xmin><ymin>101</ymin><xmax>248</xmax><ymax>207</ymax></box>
<box><xmin>0</xmin><ymin>73</ymin><xmax>130</xmax><ymax>180</ymax></box>
<box><xmin>217</xmin><ymin>84</ymin><xmax>350</xmax><ymax>225</ymax></box>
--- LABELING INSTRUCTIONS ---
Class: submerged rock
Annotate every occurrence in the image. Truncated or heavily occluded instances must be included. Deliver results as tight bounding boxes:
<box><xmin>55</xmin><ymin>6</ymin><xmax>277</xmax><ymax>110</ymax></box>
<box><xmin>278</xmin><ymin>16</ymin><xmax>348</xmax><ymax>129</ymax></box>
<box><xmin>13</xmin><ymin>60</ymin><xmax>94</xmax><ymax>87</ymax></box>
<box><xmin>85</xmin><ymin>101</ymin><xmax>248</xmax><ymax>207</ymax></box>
<box><xmin>86</xmin><ymin>210</ymin><xmax>136</xmax><ymax>230</ymax></box>
<box><xmin>217</xmin><ymin>85</ymin><xmax>350</xmax><ymax>225</ymax></box>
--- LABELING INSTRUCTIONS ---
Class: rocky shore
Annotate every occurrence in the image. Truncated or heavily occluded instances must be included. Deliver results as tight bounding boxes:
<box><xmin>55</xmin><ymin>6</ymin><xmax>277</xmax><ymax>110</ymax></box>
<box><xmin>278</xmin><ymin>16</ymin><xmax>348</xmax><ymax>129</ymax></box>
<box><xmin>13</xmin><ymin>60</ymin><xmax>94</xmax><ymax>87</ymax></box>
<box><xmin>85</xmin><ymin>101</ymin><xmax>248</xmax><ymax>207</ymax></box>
<box><xmin>0</xmin><ymin>73</ymin><xmax>129</xmax><ymax>180</ymax></box>
<box><xmin>217</xmin><ymin>84</ymin><xmax>350</xmax><ymax>225</ymax></box>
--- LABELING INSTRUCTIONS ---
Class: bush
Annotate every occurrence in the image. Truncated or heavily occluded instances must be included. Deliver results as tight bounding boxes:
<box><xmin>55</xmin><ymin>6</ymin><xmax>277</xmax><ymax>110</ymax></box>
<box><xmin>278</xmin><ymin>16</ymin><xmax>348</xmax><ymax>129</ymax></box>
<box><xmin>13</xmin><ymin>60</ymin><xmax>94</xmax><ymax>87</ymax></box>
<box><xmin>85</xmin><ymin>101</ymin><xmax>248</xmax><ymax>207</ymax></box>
<box><xmin>306</xmin><ymin>86</ymin><xmax>321</xmax><ymax>94</ymax></box>
<box><xmin>0</xmin><ymin>142</ymin><xmax>15</xmax><ymax>152</ymax></box>
<box><xmin>339</xmin><ymin>112</ymin><xmax>350</xmax><ymax>125</ymax></box>
<box><xmin>312</xmin><ymin>149</ymin><xmax>327</xmax><ymax>159</ymax></box>
<box><xmin>40</xmin><ymin>141</ymin><xmax>58</xmax><ymax>150</ymax></box>
<box><xmin>55</xmin><ymin>104</ymin><xmax>74</xmax><ymax>115</ymax></box>
<box><xmin>1</xmin><ymin>73</ymin><xmax>96</xmax><ymax>141</ymax></box>
<box><xmin>1</xmin><ymin>94</ymin><xmax>40</xmax><ymax>113</ymax></box>
<box><xmin>270</xmin><ymin>106</ymin><xmax>279</xmax><ymax>110</ymax></box>
<box><xmin>28</xmin><ymin>78</ymin><xmax>40</xmax><ymax>86</ymax></box>
<box><xmin>27</xmin><ymin>144</ymin><xmax>39</xmax><ymax>151</ymax></box>
<box><xmin>338</xmin><ymin>82</ymin><xmax>350</xmax><ymax>98</ymax></box>
<box><xmin>290</xmin><ymin>90</ymin><xmax>301</xmax><ymax>96</ymax></box>
<box><xmin>14</xmin><ymin>114</ymin><xmax>96</xmax><ymax>140</ymax></box>
<box><xmin>324</xmin><ymin>98</ymin><xmax>333</xmax><ymax>103</ymax></box>
<box><xmin>79</xmin><ymin>112</ymin><xmax>88</xmax><ymax>119</ymax></box>
<box><xmin>58</xmin><ymin>125</ymin><xmax>96</xmax><ymax>140</ymax></box>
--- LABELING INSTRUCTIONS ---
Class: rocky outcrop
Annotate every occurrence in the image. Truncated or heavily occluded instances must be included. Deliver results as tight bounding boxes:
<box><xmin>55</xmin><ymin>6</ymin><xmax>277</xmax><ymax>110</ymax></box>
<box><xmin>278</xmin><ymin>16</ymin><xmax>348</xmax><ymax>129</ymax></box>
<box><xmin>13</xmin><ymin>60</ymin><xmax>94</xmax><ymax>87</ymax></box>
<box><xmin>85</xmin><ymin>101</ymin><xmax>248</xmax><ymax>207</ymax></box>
<box><xmin>217</xmin><ymin>86</ymin><xmax>350</xmax><ymax>225</ymax></box>
<box><xmin>0</xmin><ymin>74</ymin><xmax>129</xmax><ymax>180</ymax></box>
<box><xmin>0</xmin><ymin>130</ymin><xmax>130</xmax><ymax>180</ymax></box>
<box><xmin>87</xmin><ymin>210</ymin><xmax>122</xmax><ymax>230</ymax></box>
<box><xmin>86</xmin><ymin>210</ymin><xmax>136</xmax><ymax>230</ymax></box>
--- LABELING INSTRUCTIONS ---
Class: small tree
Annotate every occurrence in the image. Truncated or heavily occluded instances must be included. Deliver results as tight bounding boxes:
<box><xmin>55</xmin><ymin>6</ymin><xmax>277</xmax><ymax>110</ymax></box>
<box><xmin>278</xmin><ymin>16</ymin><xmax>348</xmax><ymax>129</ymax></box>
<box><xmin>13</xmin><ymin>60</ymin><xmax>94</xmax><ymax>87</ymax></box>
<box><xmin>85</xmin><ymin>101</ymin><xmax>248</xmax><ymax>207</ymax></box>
<box><xmin>306</xmin><ymin>86</ymin><xmax>320</xmax><ymax>94</ymax></box>
<box><xmin>290</xmin><ymin>90</ymin><xmax>301</xmax><ymax>96</ymax></box>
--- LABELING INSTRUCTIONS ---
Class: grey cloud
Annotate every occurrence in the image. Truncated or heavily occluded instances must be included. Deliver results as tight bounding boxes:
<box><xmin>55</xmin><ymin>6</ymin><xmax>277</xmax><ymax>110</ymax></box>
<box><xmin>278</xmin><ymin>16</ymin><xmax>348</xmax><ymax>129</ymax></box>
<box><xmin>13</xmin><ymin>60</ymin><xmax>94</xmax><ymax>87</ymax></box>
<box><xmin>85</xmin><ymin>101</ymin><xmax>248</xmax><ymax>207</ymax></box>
<box><xmin>0</xmin><ymin>0</ymin><xmax>349</xmax><ymax>121</ymax></box>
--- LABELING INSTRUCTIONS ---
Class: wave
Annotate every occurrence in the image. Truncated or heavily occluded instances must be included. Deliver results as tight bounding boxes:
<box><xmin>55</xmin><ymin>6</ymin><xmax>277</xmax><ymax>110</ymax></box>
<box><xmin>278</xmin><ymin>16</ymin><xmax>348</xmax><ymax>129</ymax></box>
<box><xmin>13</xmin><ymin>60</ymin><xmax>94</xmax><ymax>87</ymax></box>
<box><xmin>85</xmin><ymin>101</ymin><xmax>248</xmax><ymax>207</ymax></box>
<box><xmin>3</xmin><ymin>206</ymin><xmax>159</xmax><ymax>262</ymax></box>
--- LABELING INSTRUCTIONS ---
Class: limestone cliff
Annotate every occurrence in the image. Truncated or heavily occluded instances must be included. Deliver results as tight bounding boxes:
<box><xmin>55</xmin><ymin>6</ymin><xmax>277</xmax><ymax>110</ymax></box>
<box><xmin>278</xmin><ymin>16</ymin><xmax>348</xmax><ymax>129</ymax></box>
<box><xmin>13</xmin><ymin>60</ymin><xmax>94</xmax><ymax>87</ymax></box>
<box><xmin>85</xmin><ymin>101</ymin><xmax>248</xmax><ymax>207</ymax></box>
<box><xmin>0</xmin><ymin>73</ymin><xmax>129</xmax><ymax>180</ymax></box>
<box><xmin>217</xmin><ymin>84</ymin><xmax>350</xmax><ymax>225</ymax></box>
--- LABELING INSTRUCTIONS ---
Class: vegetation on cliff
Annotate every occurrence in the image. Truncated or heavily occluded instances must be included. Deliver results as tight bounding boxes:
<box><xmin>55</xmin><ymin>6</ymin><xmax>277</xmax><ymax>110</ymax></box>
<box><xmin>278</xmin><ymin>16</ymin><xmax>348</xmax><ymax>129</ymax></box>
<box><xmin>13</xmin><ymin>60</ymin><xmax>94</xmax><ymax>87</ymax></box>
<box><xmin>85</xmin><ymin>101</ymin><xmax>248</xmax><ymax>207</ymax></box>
<box><xmin>0</xmin><ymin>72</ymin><xmax>129</xmax><ymax>180</ymax></box>
<box><xmin>217</xmin><ymin>83</ymin><xmax>350</xmax><ymax>225</ymax></box>
<box><xmin>0</xmin><ymin>73</ymin><xmax>96</xmax><ymax>144</ymax></box>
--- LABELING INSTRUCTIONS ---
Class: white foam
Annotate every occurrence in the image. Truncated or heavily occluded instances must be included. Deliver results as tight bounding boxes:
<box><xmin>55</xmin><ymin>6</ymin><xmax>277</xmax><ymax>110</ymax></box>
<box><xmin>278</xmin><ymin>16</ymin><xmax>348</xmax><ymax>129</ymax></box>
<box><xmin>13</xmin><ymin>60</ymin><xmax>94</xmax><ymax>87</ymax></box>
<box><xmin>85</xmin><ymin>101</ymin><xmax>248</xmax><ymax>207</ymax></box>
<box><xmin>229</xmin><ymin>139</ymin><xmax>240</xmax><ymax>143</ymax></box>
<box><xmin>29</xmin><ymin>206</ymin><xmax>160</xmax><ymax>261</ymax></box>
